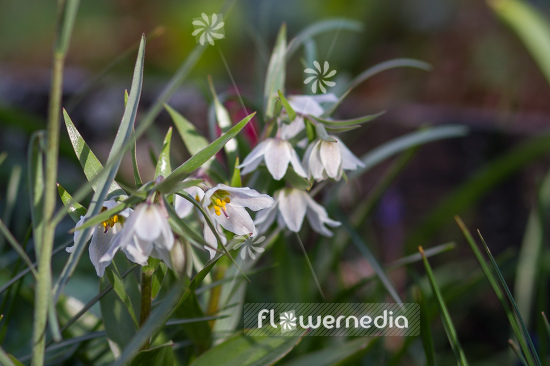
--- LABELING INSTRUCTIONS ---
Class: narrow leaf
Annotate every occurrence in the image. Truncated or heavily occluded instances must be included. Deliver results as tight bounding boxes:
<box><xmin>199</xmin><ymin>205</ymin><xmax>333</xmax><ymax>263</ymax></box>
<box><xmin>264</xmin><ymin>24</ymin><xmax>286</xmax><ymax>119</ymax></box>
<box><xmin>278</xmin><ymin>90</ymin><xmax>296</xmax><ymax>122</ymax></box>
<box><xmin>57</xmin><ymin>183</ymin><xmax>86</xmax><ymax>223</ymax></box>
<box><xmin>106</xmin><ymin>267</ymin><xmax>140</xmax><ymax>328</ymax></box>
<box><xmin>155</xmin><ymin>127</ymin><xmax>172</xmax><ymax>178</ymax></box>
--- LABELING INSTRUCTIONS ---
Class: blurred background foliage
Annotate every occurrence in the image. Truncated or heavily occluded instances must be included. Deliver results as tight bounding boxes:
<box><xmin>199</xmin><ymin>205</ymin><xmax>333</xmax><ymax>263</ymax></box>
<box><xmin>2</xmin><ymin>0</ymin><xmax>550</xmax><ymax>363</ymax></box>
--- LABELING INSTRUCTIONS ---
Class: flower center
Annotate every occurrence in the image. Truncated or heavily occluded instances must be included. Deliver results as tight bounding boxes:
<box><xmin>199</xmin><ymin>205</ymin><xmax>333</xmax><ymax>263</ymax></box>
<box><xmin>210</xmin><ymin>190</ymin><xmax>231</xmax><ymax>217</ymax></box>
<box><xmin>101</xmin><ymin>207</ymin><xmax>123</xmax><ymax>233</ymax></box>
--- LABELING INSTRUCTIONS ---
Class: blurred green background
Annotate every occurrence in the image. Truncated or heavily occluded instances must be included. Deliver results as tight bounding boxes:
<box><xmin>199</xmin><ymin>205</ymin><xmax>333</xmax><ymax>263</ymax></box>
<box><xmin>2</xmin><ymin>0</ymin><xmax>550</xmax><ymax>363</ymax></box>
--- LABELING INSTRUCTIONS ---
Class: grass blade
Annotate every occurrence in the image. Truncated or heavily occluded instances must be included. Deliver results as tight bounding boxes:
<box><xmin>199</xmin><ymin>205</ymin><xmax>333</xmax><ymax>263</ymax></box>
<box><xmin>57</xmin><ymin>184</ymin><xmax>86</xmax><ymax>223</ymax></box>
<box><xmin>477</xmin><ymin>230</ymin><xmax>541</xmax><ymax>366</ymax></box>
<box><xmin>0</xmin><ymin>220</ymin><xmax>38</xmax><ymax>278</ymax></box>
<box><xmin>419</xmin><ymin>246</ymin><xmax>469</xmax><ymax>365</ymax></box>
<box><xmin>0</xmin><ymin>165</ymin><xmax>21</xmax><ymax>252</ymax></box>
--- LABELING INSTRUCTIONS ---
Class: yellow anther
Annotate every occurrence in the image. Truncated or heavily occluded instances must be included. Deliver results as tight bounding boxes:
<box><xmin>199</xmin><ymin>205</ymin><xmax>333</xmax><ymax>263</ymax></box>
<box><xmin>215</xmin><ymin>198</ymin><xmax>222</xmax><ymax>206</ymax></box>
<box><xmin>224</xmin><ymin>196</ymin><xmax>231</xmax><ymax>203</ymax></box>
<box><xmin>195</xmin><ymin>194</ymin><xmax>200</xmax><ymax>202</ymax></box>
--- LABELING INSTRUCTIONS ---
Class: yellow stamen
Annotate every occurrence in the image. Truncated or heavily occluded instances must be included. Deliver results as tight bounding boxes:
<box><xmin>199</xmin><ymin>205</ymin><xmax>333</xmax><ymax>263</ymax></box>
<box><xmin>224</xmin><ymin>197</ymin><xmax>231</xmax><ymax>203</ymax></box>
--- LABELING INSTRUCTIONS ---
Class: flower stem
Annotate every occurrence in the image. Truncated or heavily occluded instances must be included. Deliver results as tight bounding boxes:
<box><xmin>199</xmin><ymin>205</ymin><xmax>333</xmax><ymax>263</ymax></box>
<box><xmin>139</xmin><ymin>268</ymin><xmax>154</xmax><ymax>349</ymax></box>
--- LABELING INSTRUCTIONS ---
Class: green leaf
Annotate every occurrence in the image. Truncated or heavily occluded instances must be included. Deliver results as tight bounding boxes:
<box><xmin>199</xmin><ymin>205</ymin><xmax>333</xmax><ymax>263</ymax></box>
<box><xmin>63</xmin><ymin>110</ymin><xmax>125</xmax><ymax>196</ymax></box>
<box><xmin>419</xmin><ymin>246</ymin><xmax>469</xmax><ymax>366</ymax></box>
<box><xmin>489</xmin><ymin>0</ymin><xmax>550</xmax><ymax>85</ymax></box>
<box><xmin>131</xmin><ymin>126</ymin><xmax>143</xmax><ymax>188</ymax></box>
<box><xmin>231</xmin><ymin>157</ymin><xmax>242</xmax><ymax>187</ymax></box>
<box><xmin>190</xmin><ymin>333</ymin><xmax>303</xmax><ymax>366</ymax></box>
<box><xmin>284</xmin><ymin>168</ymin><xmax>312</xmax><ymax>191</ymax></box>
<box><xmin>0</xmin><ymin>165</ymin><xmax>21</xmax><ymax>252</ymax></box>
<box><xmin>416</xmin><ymin>289</ymin><xmax>435</xmax><ymax>366</ymax></box>
<box><xmin>313</xmin><ymin>110</ymin><xmax>385</xmax><ymax>128</ymax></box>
<box><xmin>286</xmin><ymin>18</ymin><xmax>363</xmax><ymax>58</ymax></box>
<box><xmin>166</xmin><ymin>104</ymin><xmax>209</xmax><ymax>156</ymax></box>
<box><xmin>54</xmin><ymin>35</ymin><xmax>145</xmax><ymax>302</ymax></box>
<box><xmin>151</xmin><ymin>262</ymin><xmax>168</xmax><ymax>300</ymax></box>
<box><xmin>106</xmin><ymin>266</ymin><xmax>140</xmax><ymax>329</ymax></box>
<box><xmin>278</xmin><ymin>90</ymin><xmax>296</xmax><ymax>122</ymax></box>
<box><xmin>129</xmin><ymin>343</ymin><xmax>174</xmax><ymax>366</ymax></box>
<box><xmin>157</xmin><ymin>112</ymin><xmax>256</xmax><ymax>193</ymax></box>
<box><xmin>155</xmin><ymin>127</ymin><xmax>172</xmax><ymax>179</ymax></box>
<box><xmin>100</xmin><ymin>257</ymin><xmax>140</xmax><ymax>353</ymax></box>
<box><xmin>264</xmin><ymin>24</ymin><xmax>286</xmax><ymax>119</ymax></box>
<box><xmin>0</xmin><ymin>346</ymin><xmax>17</xmax><ymax>366</ymax></box>
<box><xmin>57</xmin><ymin>183</ymin><xmax>86</xmax><ymax>222</ymax></box>
<box><xmin>283</xmin><ymin>338</ymin><xmax>374</xmax><ymax>366</ymax></box>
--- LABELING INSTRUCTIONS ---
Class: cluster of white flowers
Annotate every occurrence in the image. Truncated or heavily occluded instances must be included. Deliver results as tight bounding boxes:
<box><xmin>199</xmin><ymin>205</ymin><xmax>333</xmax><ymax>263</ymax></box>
<box><xmin>238</xmin><ymin>93</ymin><xmax>364</xmax><ymax>236</ymax></box>
<box><xmin>69</xmin><ymin>92</ymin><xmax>366</xmax><ymax>275</ymax></box>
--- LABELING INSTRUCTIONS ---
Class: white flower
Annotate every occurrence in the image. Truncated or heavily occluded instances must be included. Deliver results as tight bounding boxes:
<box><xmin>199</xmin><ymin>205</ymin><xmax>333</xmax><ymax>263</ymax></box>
<box><xmin>303</xmin><ymin>136</ymin><xmax>364</xmax><ymax>181</ymax></box>
<box><xmin>66</xmin><ymin>199</ymin><xmax>132</xmax><ymax>277</ymax></box>
<box><xmin>304</xmin><ymin>61</ymin><xmax>337</xmax><ymax>94</ymax></box>
<box><xmin>201</xmin><ymin>184</ymin><xmax>274</xmax><ymax>259</ymax></box>
<box><xmin>100</xmin><ymin>202</ymin><xmax>174</xmax><ymax>267</ymax></box>
<box><xmin>280</xmin><ymin>94</ymin><xmax>337</xmax><ymax>140</ymax></box>
<box><xmin>237</xmin><ymin>138</ymin><xmax>307</xmax><ymax>180</ymax></box>
<box><xmin>191</xmin><ymin>13</ymin><xmax>225</xmax><ymax>46</ymax></box>
<box><xmin>255</xmin><ymin>188</ymin><xmax>340</xmax><ymax>236</ymax></box>
<box><xmin>236</xmin><ymin>235</ymin><xmax>266</xmax><ymax>260</ymax></box>
<box><xmin>174</xmin><ymin>185</ymin><xmax>205</xmax><ymax>218</ymax></box>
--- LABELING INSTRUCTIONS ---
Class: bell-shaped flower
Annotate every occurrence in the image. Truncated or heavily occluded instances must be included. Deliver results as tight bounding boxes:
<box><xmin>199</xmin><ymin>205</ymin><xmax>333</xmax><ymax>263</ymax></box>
<box><xmin>66</xmin><ymin>199</ymin><xmax>132</xmax><ymax>277</ymax></box>
<box><xmin>237</xmin><ymin>138</ymin><xmax>307</xmax><ymax>180</ymax></box>
<box><xmin>280</xmin><ymin>94</ymin><xmax>337</xmax><ymax>140</ymax></box>
<box><xmin>255</xmin><ymin>188</ymin><xmax>340</xmax><ymax>236</ymax></box>
<box><xmin>303</xmin><ymin>135</ymin><xmax>364</xmax><ymax>182</ymax></box>
<box><xmin>201</xmin><ymin>184</ymin><xmax>274</xmax><ymax>259</ymax></box>
<box><xmin>100</xmin><ymin>201</ymin><xmax>174</xmax><ymax>267</ymax></box>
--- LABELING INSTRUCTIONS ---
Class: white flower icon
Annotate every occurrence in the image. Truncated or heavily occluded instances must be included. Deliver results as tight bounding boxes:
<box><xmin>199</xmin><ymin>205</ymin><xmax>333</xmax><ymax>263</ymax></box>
<box><xmin>236</xmin><ymin>235</ymin><xmax>266</xmax><ymax>260</ymax></box>
<box><xmin>192</xmin><ymin>13</ymin><xmax>225</xmax><ymax>46</ymax></box>
<box><xmin>304</xmin><ymin>61</ymin><xmax>337</xmax><ymax>94</ymax></box>
<box><xmin>279</xmin><ymin>311</ymin><xmax>297</xmax><ymax>332</ymax></box>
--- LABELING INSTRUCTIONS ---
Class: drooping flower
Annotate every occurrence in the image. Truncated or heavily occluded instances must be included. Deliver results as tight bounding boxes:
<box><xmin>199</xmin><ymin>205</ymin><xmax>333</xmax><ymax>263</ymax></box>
<box><xmin>255</xmin><ymin>188</ymin><xmax>340</xmax><ymax>236</ymax></box>
<box><xmin>302</xmin><ymin>136</ymin><xmax>364</xmax><ymax>181</ymax></box>
<box><xmin>66</xmin><ymin>199</ymin><xmax>132</xmax><ymax>277</ymax></box>
<box><xmin>201</xmin><ymin>184</ymin><xmax>274</xmax><ymax>259</ymax></box>
<box><xmin>100</xmin><ymin>201</ymin><xmax>174</xmax><ymax>267</ymax></box>
<box><xmin>281</xmin><ymin>94</ymin><xmax>337</xmax><ymax>140</ymax></box>
<box><xmin>237</xmin><ymin>138</ymin><xmax>307</xmax><ymax>180</ymax></box>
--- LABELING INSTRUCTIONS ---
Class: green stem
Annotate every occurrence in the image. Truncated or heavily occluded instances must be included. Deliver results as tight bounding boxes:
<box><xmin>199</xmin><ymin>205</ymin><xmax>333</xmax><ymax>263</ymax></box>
<box><xmin>31</xmin><ymin>50</ymin><xmax>63</xmax><ymax>366</ymax></box>
<box><xmin>32</xmin><ymin>0</ymin><xmax>79</xmax><ymax>363</ymax></box>
<box><xmin>139</xmin><ymin>269</ymin><xmax>154</xmax><ymax>349</ymax></box>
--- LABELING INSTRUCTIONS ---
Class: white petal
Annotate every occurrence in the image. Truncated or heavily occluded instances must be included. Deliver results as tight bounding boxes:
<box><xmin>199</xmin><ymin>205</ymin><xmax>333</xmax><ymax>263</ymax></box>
<box><xmin>304</xmin><ymin>195</ymin><xmax>341</xmax><ymax>236</ymax></box>
<box><xmin>89</xmin><ymin>229</ymin><xmax>116</xmax><ymax>277</ymax></box>
<box><xmin>200</xmin><ymin>32</ymin><xmax>206</xmax><ymax>46</ymax></box>
<box><xmin>311</xmin><ymin>81</ymin><xmax>318</xmax><ymax>94</ymax></box>
<box><xmin>150</xmin><ymin>245</ymin><xmax>172</xmax><ymax>269</ymax></box>
<box><xmin>203</xmin><ymin>224</ymin><xmax>219</xmax><ymax>259</ymax></box>
<box><xmin>207</xmin><ymin>33</ymin><xmax>215</xmax><ymax>46</ymax></box>
<box><xmin>308</xmin><ymin>141</ymin><xmax>325</xmax><ymax>180</ymax></box>
<box><xmin>218</xmin><ymin>185</ymin><xmax>274</xmax><ymax>210</ymax></box>
<box><xmin>320</xmin><ymin>140</ymin><xmax>341</xmax><ymax>178</ymax></box>
<box><xmin>239</xmin><ymin>156</ymin><xmax>263</xmax><ymax>176</ymax></box>
<box><xmin>288</xmin><ymin>146</ymin><xmax>308</xmax><ymax>178</ymax></box>
<box><xmin>264</xmin><ymin>139</ymin><xmax>291</xmax><ymax>180</ymax></box>
<box><xmin>211</xmin><ymin>32</ymin><xmax>224</xmax><ymax>39</ymax></box>
<box><xmin>319</xmin><ymin>83</ymin><xmax>327</xmax><ymax>94</ymax></box>
<box><xmin>238</xmin><ymin>141</ymin><xmax>268</xmax><ymax>169</ymax></box>
<box><xmin>254</xmin><ymin>203</ymin><xmax>278</xmax><ymax>234</ymax></box>
<box><xmin>324</xmin><ymin>81</ymin><xmax>336</xmax><ymax>87</ymax></box>
<box><xmin>157</xmin><ymin>215</ymin><xmax>174</xmax><ymax>251</ymax></box>
<box><xmin>288</xmin><ymin>96</ymin><xmax>323</xmax><ymax>116</ymax></box>
<box><xmin>134</xmin><ymin>205</ymin><xmax>162</xmax><ymax>242</ymax></box>
<box><xmin>124</xmin><ymin>236</ymin><xmax>153</xmax><ymax>266</ymax></box>
<box><xmin>336</xmin><ymin>137</ymin><xmax>365</xmax><ymax>170</ymax></box>
<box><xmin>278</xmin><ymin>189</ymin><xmax>307</xmax><ymax>232</ymax></box>
<box><xmin>215</xmin><ymin>206</ymin><xmax>256</xmax><ymax>236</ymax></box>
<box><xmin>280</xmin><ymin>116</ymin><xmax>305</xmax><ymax>140</ymax></box>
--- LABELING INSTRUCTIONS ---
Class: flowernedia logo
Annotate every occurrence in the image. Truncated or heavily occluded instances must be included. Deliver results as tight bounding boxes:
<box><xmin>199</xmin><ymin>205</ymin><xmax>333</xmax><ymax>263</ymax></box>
<box><xmin>244</xmin><ymin>303</ymin><xmax>420</xmax><ymax>337</ymax></box>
